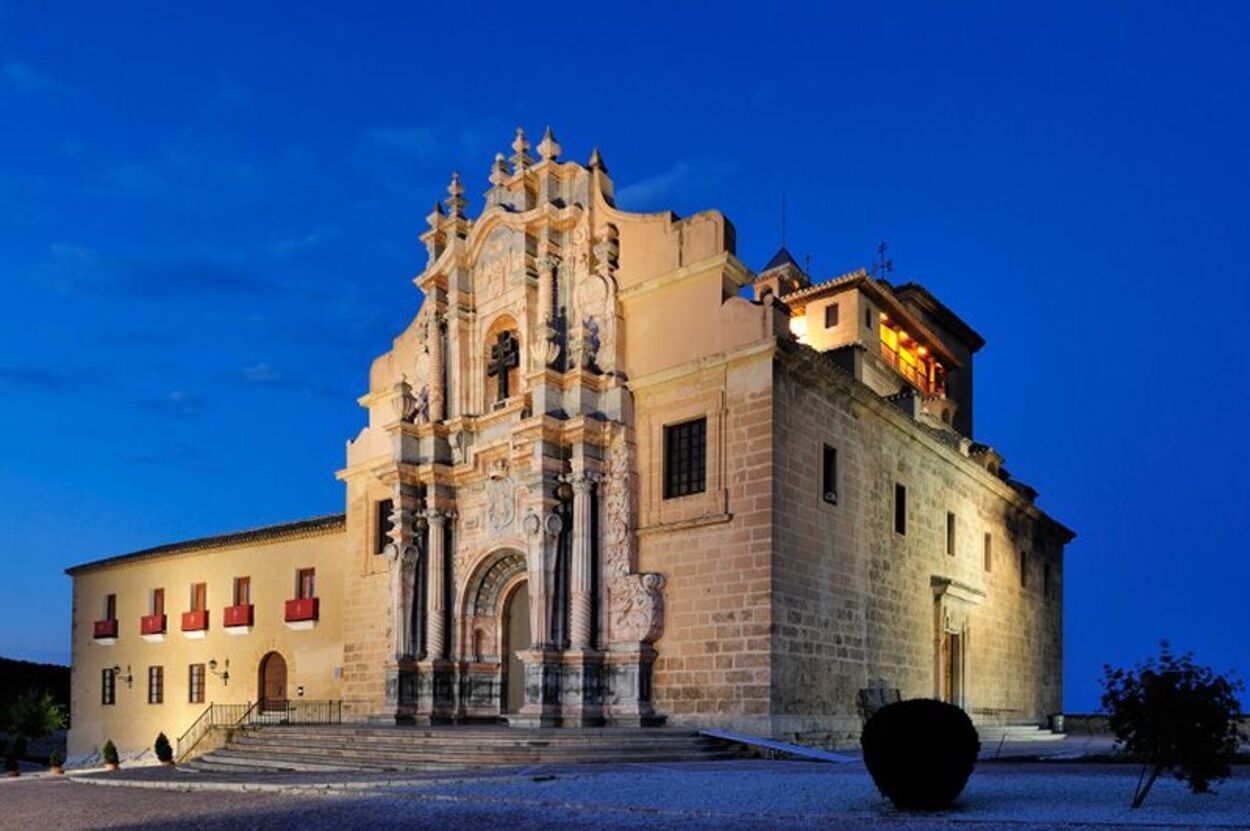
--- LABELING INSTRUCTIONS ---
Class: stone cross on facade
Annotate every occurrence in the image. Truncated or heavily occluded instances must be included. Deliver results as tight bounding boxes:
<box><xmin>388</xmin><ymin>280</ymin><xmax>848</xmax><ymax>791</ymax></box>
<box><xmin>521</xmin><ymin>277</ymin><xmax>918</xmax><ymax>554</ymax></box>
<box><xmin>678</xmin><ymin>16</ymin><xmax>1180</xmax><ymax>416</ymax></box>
<box><xmin>487</xmin><ymin>331</ymin><xmax>519</xmax><ymax>400</ymax></box>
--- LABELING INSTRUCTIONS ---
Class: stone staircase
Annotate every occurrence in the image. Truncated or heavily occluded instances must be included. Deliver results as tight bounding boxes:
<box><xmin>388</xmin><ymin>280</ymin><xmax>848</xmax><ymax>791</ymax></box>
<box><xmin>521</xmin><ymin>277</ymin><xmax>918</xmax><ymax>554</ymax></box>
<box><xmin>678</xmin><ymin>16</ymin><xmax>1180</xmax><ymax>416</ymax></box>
<box><xmin>185</xmin><ymin>724</ymin><xmax>750</xmax><ymax>774</ymax></box>
<box><xmin>976</xmin><ymin>724</ymin><xmax>1065</xmax><ymax>745</ymax></box>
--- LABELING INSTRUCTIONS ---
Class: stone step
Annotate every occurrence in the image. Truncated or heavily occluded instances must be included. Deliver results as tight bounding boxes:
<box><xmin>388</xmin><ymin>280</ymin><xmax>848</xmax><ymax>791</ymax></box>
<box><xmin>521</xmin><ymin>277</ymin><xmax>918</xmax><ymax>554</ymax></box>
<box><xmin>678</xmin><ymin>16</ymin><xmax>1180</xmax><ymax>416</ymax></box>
<box><xmin>190</xmin><ymin>724</ymin><xmax>749</xmax><ymax>772</ymax></box>
<box><xmin>976</xmin><ymin>725</ymin><xmax>1065</xmax><ymax>742</ymax></box>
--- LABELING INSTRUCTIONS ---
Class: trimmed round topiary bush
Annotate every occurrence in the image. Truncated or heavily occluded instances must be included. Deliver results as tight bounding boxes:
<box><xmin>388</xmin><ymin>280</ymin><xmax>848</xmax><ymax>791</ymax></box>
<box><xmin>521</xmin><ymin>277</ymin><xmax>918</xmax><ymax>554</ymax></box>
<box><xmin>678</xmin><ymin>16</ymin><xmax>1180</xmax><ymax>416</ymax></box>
<box><xmin>49</xmin><ymin>749</ymin><xmax>64</xmax><ymax>774</ymax></box>
<box><xmin>101</xmin><ymin>739</ymin><xmax>119</xmax><ymax>769</ymax></box>
<box><xmin>862</xmin><ymin>698</ymin><xmax>981</xmax><ymax>810</ymax></box>
<box><xmin>154</xmin><ymin>732</ymin><xmax>173</xmax><ymax>764</ymax></box>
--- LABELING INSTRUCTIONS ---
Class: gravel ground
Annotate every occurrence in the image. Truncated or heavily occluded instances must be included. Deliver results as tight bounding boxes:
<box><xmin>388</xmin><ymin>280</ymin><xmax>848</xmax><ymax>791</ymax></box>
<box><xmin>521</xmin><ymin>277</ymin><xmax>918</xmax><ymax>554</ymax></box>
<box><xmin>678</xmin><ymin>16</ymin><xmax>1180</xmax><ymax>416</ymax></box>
<box><xmin>3</xmin><ymin>760</ymin><xmax>1248</xmax><ymax>830</ymax></box>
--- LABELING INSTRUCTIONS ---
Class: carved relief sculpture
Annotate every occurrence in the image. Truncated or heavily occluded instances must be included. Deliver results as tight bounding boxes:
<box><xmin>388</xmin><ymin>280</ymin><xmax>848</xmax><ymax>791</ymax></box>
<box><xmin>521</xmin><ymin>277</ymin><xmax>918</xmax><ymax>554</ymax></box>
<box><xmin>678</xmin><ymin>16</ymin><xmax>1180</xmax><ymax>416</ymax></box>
<box><xmin>603</xmin><ymin>427</ymin><xmax>666</xmax><ymax>645</ymax></box>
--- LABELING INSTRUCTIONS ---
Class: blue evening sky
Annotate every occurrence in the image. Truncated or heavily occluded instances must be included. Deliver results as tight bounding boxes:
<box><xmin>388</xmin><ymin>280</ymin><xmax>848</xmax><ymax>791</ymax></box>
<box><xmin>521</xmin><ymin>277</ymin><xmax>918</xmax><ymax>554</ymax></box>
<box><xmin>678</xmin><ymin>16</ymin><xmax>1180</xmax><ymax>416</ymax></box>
<box><xmin>1</xmin><ymin>2</ymin><xmax>1246</xmax><ymax>711</ymax></box>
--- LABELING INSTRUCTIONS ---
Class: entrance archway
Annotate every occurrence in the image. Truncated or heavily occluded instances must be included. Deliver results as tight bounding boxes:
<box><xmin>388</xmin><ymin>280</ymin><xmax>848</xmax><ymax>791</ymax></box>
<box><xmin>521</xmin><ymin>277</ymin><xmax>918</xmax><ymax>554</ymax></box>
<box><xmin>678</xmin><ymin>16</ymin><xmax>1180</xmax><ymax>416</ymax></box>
<box><xmin>258</xmin><ymin>651</ymin><xmax>287</xmax><ymax>711</ymax></box>
<box><xmin>502</xmin><ymin>580</ymin><xmax>530</xmax><ymax>714</ymax></box>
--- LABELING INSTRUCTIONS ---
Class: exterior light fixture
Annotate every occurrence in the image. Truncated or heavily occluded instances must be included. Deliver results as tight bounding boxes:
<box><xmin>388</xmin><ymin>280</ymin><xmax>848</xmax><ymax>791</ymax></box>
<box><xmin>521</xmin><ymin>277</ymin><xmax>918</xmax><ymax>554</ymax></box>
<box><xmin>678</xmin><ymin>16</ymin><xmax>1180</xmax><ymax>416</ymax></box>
<box><xmin>208</xmin><ymin>657</ymin><xmax>230</xmax><ymax>686</ymax></box>
<box><xmin>110</xmin><ymin>664</ymin><xmax>134</xmax><ymax>689</ymax></box>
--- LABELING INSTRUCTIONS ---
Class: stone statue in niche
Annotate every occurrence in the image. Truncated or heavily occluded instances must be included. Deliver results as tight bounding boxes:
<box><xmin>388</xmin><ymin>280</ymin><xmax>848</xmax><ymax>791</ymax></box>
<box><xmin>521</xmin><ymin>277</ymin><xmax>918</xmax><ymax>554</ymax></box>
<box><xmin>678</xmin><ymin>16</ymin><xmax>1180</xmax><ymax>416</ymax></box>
<box><xmin>486</xmin><ymin>459</ymin><xmax>515</xmax><ymax>533</ymax></box>
<box><xmin>602</xmin><ymin>426</ymin><xmax>667</xmax><ymax>645</ymax></box>
<box><xmin>414</xmin><ymin>385</ymin><xmax>430</xmax><ymax>424</ymax></box>
<box><xmin>582</xmin><ymin>317</ymin><xmax>601</xmax><ymax>370</ymax></box>
<box><xmin>386</xmin><ymin>540</ymin><xmax>420</xmax><ymax>659</ymax></box>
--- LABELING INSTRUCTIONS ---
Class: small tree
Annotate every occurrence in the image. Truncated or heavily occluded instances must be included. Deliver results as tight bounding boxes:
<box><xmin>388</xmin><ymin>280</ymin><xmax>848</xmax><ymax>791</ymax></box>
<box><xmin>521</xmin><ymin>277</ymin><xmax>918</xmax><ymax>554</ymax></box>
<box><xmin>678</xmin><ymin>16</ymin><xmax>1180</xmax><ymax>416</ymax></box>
<box><xmin>3</xmin><ymin>739</ymin><xmax>18</xmax><ymax>774</ymax></box>
<box><xmin>49</xmin><ymin>749</ymin><xmax>64</xmax><ymax>771</ymax></box>
<box><xmin>1102</xmin><ymin>642</ymin><xmax>1245</xmax><ymax>808</ymax></box>
<box><xmin>5</xmin><ymin>689</ymin><xmax>65</xmax><ymax>740</ymax></box>
<box><xmin>154</xmin><ymin>732</ymin><xmax>173</xmax><ymax>763</ymax></box>
<box><xmin>101</xmin><ymin>739</ymin><xmax>119</xmax><ymax>768</ymax></box>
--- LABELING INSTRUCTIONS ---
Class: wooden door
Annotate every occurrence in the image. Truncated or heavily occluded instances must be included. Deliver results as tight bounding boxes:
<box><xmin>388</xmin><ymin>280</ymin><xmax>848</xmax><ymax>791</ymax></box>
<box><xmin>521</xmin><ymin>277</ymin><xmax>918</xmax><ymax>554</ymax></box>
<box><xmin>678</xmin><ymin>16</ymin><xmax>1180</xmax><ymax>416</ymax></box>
<box><xmin>259</xmin><ymin>652</ymin><xmax>287</xmax><ymax>710</ymax></box>
<box><xmin>503</xmin><ymin>582</ymin><xmax>530</xmax><ymax>715</ymax></box>
<box><xmin>191</xmin><ymin>582</ymin><xmax>207</xmax><ymax>612</ymax></box>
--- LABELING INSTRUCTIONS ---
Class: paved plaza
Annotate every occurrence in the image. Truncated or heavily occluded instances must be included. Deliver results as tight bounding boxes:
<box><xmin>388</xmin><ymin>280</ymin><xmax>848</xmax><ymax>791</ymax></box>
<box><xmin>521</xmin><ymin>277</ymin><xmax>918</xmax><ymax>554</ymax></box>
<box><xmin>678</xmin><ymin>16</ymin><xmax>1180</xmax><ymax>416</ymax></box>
<box><xmin>3</xmin><ymin>758</ymin><xmax>1248</xmax><ymax>830</ymax></box>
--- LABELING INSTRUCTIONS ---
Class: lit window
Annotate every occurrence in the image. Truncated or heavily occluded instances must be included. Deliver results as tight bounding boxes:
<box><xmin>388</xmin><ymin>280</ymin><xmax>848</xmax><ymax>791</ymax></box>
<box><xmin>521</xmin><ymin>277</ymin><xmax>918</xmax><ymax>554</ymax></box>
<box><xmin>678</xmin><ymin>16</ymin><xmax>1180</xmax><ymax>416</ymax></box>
<box><xmin>101</xmin><ymin>668</ymin><xmax>116</xmax><ymax>706</ymax></box>
<box><xmin>188</xmin><ymin>664</ymin><xmax>205</xmax><ymax>704</ymax></box>
<box><xmin>663</xmin><ymin>417</ymin><xmax>707</xmax><ymax>499</ymax></box>
<box><xmin>148</xmin><ymin>666</ymin><xmax>163</xmax><ymax>705</ymax></box>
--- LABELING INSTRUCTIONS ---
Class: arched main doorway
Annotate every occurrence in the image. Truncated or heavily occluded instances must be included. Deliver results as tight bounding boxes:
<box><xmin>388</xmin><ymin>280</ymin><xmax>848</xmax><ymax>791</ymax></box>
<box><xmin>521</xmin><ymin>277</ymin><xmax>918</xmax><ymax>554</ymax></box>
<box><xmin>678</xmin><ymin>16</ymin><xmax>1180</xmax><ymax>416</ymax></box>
<box><xmin>502</xmin><ymin>581</ymin><xmax>530</xmax><ymax>715</ymax></box>
<box><xmin>258</xmin><ymin>651</ymin><xmax>287</xmax><ymax>711</ymax></box>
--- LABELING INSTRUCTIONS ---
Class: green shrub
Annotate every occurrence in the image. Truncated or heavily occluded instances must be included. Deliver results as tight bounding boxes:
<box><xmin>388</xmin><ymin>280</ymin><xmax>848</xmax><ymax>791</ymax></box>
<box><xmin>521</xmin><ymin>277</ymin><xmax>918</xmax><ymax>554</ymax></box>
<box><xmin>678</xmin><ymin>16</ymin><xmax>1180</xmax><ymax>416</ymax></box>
<box><xmin>3</xmin><ymin>742</ymin><xmax>17</xmax><ymax>773</ymax></box>
<box><xmin>1102</xmin><ymin>642</ymin><xmax>1245</xmax><ymax>808</ymax></box>
<box><xmin>154</xmin><ymin>732</ymin><xmax>173</xmax><ymax>763</ymax></box>
<box><xmin>49</xmin><ymin>749</ymin><xmax>64</xmax><ymax>769</ymax></box>
<box><xmin>5</xmin><ymin>689</ymin><xmax>65</xmax><ymax>739</ymax></box>
<box><xmin>101</xmin><ymin>739</ymin><xmax>119</xmax><ymax>766</ymax></box>
<box><xmin>862</xmin><ymin>698</ymin><xmax>981</xmax><ymax>810</ymax></box>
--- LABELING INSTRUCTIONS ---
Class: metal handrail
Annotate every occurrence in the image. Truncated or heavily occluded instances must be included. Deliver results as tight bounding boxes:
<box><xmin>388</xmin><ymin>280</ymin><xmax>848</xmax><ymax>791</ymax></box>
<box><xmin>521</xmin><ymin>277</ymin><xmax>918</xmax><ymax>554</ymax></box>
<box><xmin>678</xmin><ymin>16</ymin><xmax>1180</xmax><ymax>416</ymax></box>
<box><xmin>176</xmin><ymin>700</ymin><xmax>343</xmax><ymax>760</ymax></box>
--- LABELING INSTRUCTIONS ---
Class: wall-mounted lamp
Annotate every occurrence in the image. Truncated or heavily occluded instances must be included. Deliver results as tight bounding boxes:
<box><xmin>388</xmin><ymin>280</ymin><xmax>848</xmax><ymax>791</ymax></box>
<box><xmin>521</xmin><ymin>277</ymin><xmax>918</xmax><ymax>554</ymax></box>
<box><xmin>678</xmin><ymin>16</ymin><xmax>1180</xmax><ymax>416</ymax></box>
<box><xmin>109</xmin><ymin>664</ymin><xmax>133</xmax><ymax>689</ymax></box>
<box><xmin>297</xmin><ymin>685</ymin><xmax>305</xmax><ymax>698</ymax></box>
<box><xmin>208</xmin><ymin>658</ymin><xmax>230</xmax><ymax>686</ymax></box>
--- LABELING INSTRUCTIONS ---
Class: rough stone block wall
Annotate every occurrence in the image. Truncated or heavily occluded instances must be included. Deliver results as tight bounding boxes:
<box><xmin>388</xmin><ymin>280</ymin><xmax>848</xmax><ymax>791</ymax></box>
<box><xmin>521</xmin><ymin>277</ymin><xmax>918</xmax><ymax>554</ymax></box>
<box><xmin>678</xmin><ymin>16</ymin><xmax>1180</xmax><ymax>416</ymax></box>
<box><xmin>340</xmin><ymin>478</ymin><xmax>392</xmax><ymax>720</ymax></box>
<box><xmin>770</xmin><ymin>346</ymin><xmax>1065</xmax><ymax>746</ymax></box>
<box><xmin>637</xmin><ymin>350</ymin><xmax>774</xmax><ymax>734</ymax></box>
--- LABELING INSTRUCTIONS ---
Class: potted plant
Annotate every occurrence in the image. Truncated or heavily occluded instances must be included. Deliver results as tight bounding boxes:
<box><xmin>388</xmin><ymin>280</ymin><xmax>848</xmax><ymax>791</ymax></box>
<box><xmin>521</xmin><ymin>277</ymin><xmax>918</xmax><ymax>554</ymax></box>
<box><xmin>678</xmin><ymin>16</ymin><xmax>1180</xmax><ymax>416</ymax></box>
<box><xmin>49</xmin><ymin>749</ymin><xmax>64</xmax><ymax>776</ymax></box>
<box><xmin>101</xmin><ymin>739</ymin><xmax>120</xmax><ymax>771</ymax></box>
<box><xmin>154</xmin><ymin>732</ymin><xmax>174</xmax><ymax>766</ymax></box>
<box><xmin>3</xmin><ymin>741</ymin><xmax>19</xmax><ymax>778</ymax></box>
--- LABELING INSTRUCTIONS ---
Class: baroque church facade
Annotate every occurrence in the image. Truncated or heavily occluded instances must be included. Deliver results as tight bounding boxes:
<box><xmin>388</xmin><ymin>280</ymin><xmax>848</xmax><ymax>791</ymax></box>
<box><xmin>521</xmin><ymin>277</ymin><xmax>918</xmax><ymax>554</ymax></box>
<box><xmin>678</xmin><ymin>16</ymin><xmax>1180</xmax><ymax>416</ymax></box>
<box><xmin>66</xmin><ymin>129</ymin><xmax>1073</xmax><ymax>756</ymax></box>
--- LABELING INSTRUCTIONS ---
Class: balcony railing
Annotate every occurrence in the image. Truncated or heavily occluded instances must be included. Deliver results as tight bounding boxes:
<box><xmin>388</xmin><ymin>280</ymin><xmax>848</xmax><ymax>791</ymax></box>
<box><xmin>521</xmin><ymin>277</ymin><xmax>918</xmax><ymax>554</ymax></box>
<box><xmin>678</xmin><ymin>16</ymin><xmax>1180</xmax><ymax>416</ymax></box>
<box><xmin>140</xmin><ymin>614</ymin><xmax>166</xmax><ymax>636</ymax></box>
<box><xmin>93</xmin><ymin>619</ymin><xmax>118</xmax><ymax>639</ymax></box>
<box><xmin>181</xmin><ymin>609</ymin><xmax>209</xmax><ymax>632</ymax></box>
<box><xmin>880</xmin><ymin>342</ymin><xmax>942</xmax><ymax>396</ymax></box>
<box><xmin>284</xmin><ymin>597</ymin><xmax>319</xmax><ymax>623</ymax></box>
<box><xmin>223</xmin><ymin>604</ymin><xmax>254</xmax><ymax>627</ymax></box>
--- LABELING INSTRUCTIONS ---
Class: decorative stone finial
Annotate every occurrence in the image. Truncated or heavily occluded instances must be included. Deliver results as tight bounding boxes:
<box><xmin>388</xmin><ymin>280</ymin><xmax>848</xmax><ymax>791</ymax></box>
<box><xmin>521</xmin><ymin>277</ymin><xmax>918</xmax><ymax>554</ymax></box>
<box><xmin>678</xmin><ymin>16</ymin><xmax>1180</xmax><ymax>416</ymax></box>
<box><xmin>446</xmin><ymin>171</ymin><xmax>467</xmax><ymax>218</ymax></box>
<box><xmin>537</xmin><ymin>126</ymin><xmax>561</xmax><ymax>162</ymax></box>
<box><xmin>510</xmin><ymin>127</ymin><xmax>534</xmax><ymax>171</ymax></box>
<box><xmin>489</xmin><ymin>152</ymin><xmax>509</xmax><ymax>187</ymax></box>
<box><xmin>588</xmin><ymin>147</ymin><xmax>608</xmax><ymax>173</ymax></box>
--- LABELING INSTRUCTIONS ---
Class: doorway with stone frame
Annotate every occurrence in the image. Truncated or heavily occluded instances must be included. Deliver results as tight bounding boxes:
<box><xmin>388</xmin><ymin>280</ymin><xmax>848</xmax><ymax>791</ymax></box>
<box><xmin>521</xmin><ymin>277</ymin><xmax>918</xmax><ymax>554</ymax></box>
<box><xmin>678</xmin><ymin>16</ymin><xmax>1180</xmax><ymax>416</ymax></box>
<box><xmin>502</xmin><ymin>580</ymin><xmax>530</xmax><ymax>716</ymax></box>
<box><xmin>458</xmin><ymin>548</ymin><xmax>530</xmax><ymax>721</ymax></box>
<box><xmin>930</xmin><ymin>577</ymin><xmax>982</xmax><ymax>712</ymax></box>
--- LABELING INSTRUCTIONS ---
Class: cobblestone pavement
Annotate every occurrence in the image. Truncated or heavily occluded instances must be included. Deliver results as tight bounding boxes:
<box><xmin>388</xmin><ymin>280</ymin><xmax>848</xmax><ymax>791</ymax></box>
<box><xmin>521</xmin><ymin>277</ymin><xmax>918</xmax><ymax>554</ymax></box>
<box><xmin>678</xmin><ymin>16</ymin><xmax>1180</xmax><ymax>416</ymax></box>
<box><xmin>3</xmin><ymin>760</ymin><xmax>1248</xmax><ymax>831</ymax></box>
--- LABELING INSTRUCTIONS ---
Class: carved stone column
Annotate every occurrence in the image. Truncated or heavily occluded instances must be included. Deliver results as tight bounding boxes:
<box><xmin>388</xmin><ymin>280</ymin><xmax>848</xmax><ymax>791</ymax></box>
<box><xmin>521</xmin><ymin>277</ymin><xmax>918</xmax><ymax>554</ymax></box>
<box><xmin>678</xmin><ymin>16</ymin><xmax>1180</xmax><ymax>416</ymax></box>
<box><xmin>428</xmin><ymin>312</ymin><xmax>445</xmax><ymax>422</ymax></box>
<box><xmin>535</xmin><ymin>254</ymin><xmax>561</xmax><ymax>369</ymax></box>
<box><xmin>567</xmin><ymin>473</ymin><xmax>597</xmax><ymax>650</ymax></box>
<box><xmin>424</xmin><ymin>509</ymin><xmax>448</xmax><ymax>659</ymax></box>
<box><xmin>415</xmin><ymin>507</ymin><xmax>456</xmax><ymax>724</ymax></box>
<box><xmin>514</xmin><ymin>510</ymin><xmax>564</xmax><ymax>727</ymax></box>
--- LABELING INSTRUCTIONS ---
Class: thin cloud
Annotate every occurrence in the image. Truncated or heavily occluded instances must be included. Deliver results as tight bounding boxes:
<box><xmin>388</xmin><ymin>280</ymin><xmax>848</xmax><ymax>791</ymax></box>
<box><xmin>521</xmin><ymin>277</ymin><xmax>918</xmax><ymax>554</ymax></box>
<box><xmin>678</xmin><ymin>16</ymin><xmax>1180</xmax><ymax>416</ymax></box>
<box><xmin>615</xmin><ymin>158</ymin><xmax>737</xmax><ymax>210</ymax></box>
<box><xmin>0</xmin><ymin>365</ymin><xmax>100</xmax><ymax>391</ymax></box>
<box><xmin>2</xmin><ymin>61</ymin><xmax>63</xmax><ymax>95</ymax></box>
<box><xmin>139</xmin><ymin>390</ymin><xmax>208</xmax><ymax>418</ymax></box>
<box><xmin>37</xmin><ymin>242</ymin><xmax>275</xmax><ymax>297</ymax></box>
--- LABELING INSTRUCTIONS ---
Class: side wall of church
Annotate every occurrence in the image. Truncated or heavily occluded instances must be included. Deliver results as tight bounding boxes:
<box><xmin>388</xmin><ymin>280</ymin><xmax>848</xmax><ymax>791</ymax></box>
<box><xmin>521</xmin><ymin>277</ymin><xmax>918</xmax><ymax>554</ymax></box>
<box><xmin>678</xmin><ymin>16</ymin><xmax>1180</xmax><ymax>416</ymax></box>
<box><xmin>66</xmin><ymin>526</ymin><xmax>348</xmax><ymax>758</ymax></box>
<box><xmin>339</xmin><ymin>476</ymin><xmax>395</xmax><ymax>720</ymax></box>
<box><xmin>635</xmin><ymin>344</ymin><xmax>776</xmax><ymax>734</ymax></box>
<box><xmin>768</xmin><ymin>346</ymin><xmax>1064</xmax><ymax>746</ymax></box>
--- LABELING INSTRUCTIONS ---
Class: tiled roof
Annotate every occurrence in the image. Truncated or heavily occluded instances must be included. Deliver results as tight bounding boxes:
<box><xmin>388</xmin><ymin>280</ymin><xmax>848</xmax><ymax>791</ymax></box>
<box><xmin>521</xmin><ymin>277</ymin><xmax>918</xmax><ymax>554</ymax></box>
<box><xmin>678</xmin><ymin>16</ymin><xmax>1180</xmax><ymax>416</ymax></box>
<box><xmin>65</xmin><ymin>513</ymin><xmax>347</xmax><ymax>576</ymax></box>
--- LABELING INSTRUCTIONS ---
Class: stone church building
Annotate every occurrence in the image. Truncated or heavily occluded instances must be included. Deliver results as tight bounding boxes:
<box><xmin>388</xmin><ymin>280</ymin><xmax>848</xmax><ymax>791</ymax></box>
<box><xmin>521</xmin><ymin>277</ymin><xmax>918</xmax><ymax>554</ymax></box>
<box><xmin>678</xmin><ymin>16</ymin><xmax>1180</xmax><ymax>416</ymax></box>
<box><xmin>66</xmin><ymin>129</ymin><xmax>1073</xmax><ymax>757</ymax></box>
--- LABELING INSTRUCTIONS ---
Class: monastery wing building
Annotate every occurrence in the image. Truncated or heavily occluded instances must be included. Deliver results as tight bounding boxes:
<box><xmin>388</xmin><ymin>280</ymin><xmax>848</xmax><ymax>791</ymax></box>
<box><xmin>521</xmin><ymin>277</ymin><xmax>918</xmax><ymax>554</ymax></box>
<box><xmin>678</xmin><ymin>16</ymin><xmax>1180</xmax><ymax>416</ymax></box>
<box><xmin>66</xmin><ymin>129</ymin><xmax>1073</xmax><ymax>757</ymax></box>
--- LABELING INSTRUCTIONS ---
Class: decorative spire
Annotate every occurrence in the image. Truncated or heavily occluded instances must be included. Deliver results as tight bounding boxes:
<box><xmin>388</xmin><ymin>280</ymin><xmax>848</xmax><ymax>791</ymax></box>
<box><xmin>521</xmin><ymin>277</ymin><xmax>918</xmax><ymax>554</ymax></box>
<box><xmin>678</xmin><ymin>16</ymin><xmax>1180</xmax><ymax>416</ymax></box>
<box><xmin>537</xmin><ymin>126</ymin><xmax>561</xmax><ymax>162</ymax></box>
<box><xmin>426</xmin><ymin>200</ymin><xmax>446</xmax><ymax>230</ymax></box>
<box><xmin>510</xmin><ymin>127</ymin><xmax>534</xmax><ymax>171</ymax></box>
<box><xmin>588</xmin><ymin>146</ymin><xmax>608</xmax><ymax>173</ymax></box>
<box><xmin>489</xmin><ymin>152</ymin><xmax>509</xmax><ymax>187</ymax></box>
<box><xmin>446</xmin><ymin>171</ymin><xmax>467</xmax><ymax>218</ymax></box>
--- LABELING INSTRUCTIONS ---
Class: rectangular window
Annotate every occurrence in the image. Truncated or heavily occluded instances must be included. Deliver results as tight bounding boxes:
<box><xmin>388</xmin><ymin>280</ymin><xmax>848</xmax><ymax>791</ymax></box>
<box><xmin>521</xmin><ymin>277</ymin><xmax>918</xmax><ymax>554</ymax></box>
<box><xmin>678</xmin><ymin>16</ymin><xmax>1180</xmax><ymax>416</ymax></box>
<box><xmin>104</xmin><ymin>593</ymin><xmax>117</xmax><ymax>620</ymax></box>
<box><xmin>190</xmin><ymin>582</ymin><xmax>207</xmax><ymax>612</ymax></box>
<box><xmin>824</xmin><ymin>303</ymin><xmax>839</xmax><ymax>328</ymax></box>
<box><xmin>894</xmin><ymin>484</ymin><xmax>907</xmax><ymax>535</ymax></box>
<box><xmin>1019</xmin><ymin>550</ymin><xmax>1029</xmax><ymax>588</ymax></box>
<box><xmin>233</xmin><ymin>576</ymin><xmax>250</xmax><ymax>606</ymax></box>
<box><xmin>148</xmin><ymin>666</ymin><xmax>163</xmax><ymax>705</ymax></box>
<box><xmin>376</xmin><ymin>499</ymin><xmax>395</xmax><ymax>554</ymax></box>
<box><xmin>946</xmin><ymin>512</ymin><xmax>957</xmax><ymax>556</ymax></box>
<box><xmin>1044</xmin><ymin>562</ymin><xmax>1053</xmax><ymax>599</ymax></box>
<box><xmin>983</xmin><ymin>533</ymin><xmax>993</xmax><ymax>572</ymax></box>
<box><xmin>865</xmin><ymin>306</ymin><xmax>872</xmax><ymax>328</ymax></box>
<box><xmin>662</xmin><ymin>417</ymin><xmax>707</xmax><ymax>499</ymax></box>
<box><xmin>101</xmin><ymin>668</ymin><xmax>116</xmax><ymax>706</ymax></box>
<box><xmin>188</xmin><ymin>664</ymin><xmax>205</xmax><ymax>704</ymax></box>
<box><xmin>151</xmin><ymin>588</ymin><xmax>164</xmax><ymax>616</ymax></box>
<box><xmin>821</xmin><ymin>444</ymin><xmax>838</xmax><ymax>505</ymax></box>
<box><xmin>297</xmin><ymin>568</ymin><xmax>316</xmax><ymax>600</ymax></box>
